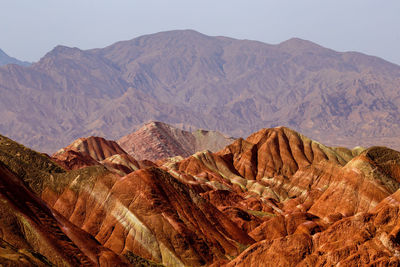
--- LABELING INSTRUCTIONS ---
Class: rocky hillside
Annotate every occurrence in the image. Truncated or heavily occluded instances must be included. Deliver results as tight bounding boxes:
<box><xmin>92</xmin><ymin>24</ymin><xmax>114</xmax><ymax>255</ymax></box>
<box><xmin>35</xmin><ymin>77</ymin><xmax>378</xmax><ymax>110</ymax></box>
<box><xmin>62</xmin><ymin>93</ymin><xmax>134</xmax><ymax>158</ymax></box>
<box><xmin>2</xmin><ymin>126</ymin><xmax>400</xmax><ymax>266</ymax></box>
<box><xmin>51</xmin><ymin>136</ymin><xmax>141</xmax><ymax>176</ymax></box>
<box><xmin>117</xmin><ymin>121</ymin><xmax>235</xmax><ymax>161</ymax></box>
<box><xmin>1</xmin><ymin>30</ymin><xmax>400</xmax><ymax>152</ymax></box>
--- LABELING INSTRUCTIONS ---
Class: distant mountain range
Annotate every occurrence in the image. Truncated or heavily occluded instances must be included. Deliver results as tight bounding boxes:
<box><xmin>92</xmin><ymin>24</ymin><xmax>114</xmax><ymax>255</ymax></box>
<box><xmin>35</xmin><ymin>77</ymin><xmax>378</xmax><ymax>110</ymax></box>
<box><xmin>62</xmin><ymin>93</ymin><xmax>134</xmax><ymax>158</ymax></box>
<box><xmin>0</xmin><ymin>48</ymin><xmax>30</xmax><ymax>66</ymax></box>
<box><xmin>1</xmin><ymin>30</ymin><xmax>400</xmax><ymax>152</ymax></box>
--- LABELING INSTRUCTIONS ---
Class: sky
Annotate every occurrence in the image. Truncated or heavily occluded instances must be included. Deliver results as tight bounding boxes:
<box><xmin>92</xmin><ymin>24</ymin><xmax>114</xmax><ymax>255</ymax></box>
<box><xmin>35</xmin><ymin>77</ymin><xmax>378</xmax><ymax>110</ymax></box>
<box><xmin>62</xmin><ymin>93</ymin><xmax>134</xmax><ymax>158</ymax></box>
<box><xmin>1</xmin><ymin>0</ymin><xmax>399</xmax><ymax>65</ymax></box>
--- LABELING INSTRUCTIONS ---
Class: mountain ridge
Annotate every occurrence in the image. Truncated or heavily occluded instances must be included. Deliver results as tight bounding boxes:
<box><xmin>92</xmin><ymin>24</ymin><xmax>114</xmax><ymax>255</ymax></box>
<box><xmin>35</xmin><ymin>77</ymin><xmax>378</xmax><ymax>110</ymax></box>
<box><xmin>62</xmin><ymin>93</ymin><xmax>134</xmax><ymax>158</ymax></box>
<box><xmin>2</xmin><ymin>125</ymin><xmax>400</xmax><ymax>265</ymax></box>
<box><xmin>1</xmin><ymin>30</ymin><xmax>400</xmax><ymax>152</ymax></box>
<box><xmin>117</xmin><ymin>121</ymin><xmax>236</xmax><ymax>161</ymax></box>
<box><xmin>0</xmin><ymin>48</ymin><xmax>30</xmax><ymax>67</ymax></box>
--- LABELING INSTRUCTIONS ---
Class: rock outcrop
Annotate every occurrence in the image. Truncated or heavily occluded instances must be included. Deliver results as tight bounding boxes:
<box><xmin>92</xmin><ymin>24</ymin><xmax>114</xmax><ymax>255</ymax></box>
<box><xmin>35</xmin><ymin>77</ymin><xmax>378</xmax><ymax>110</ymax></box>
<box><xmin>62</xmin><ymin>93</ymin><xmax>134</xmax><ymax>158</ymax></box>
<box><xmin>2</xmin><ymin>125</ymin><xmax>400</xmax><ymax>266</ymax></box>
<box><xmin>1</xmin><ymin>133</ymin><xmax>253</xmax><ymax>266</ymax></box>
<box><xmin>118</xmin><ymin>121</ymin><xmax>235</xmax><ymax>161</ymax></box>
<box><xmin>52</xmin><ymin>136</ymin><xmax>140</xmax><ymax>175</ymax></box>
<box><xmin>170</xmin><ymin>127</ymin><xmax>400</xmax><ymax>266</ymax></box>
<box><xmin>0</xmin><ymin>162</ymin><xmax>128</xmax><ymax>266</ymax></box>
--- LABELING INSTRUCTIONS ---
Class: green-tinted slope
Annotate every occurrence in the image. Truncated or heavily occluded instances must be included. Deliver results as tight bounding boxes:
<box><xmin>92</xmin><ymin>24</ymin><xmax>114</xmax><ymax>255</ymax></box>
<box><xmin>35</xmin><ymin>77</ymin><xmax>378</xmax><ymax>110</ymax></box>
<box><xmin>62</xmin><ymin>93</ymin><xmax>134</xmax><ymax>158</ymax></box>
<box><xmin>0</xmin><ymin>134</ymin><xmax>66</xmax><ymax>194</ymax></box>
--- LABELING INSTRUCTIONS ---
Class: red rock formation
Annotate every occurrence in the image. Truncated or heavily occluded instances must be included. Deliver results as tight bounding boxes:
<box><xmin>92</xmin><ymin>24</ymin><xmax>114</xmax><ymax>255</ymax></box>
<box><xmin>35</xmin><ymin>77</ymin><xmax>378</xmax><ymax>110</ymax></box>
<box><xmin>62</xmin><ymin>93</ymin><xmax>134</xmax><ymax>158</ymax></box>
<box><xmin>0</xmin><ymin>134</ymin><xmax>162</xmax><ymax>266</ymax></box>
<box><xmin>52</xmin><ymin>149</ymin><xmax>100</xmax><ymax>170</ymax></box>
<box><xmin>118</xmin><ymin>121</ymin><xmax>235</xmax><ymax>161</ymax></box>
<box><xmin>42</xmin><ymin>165</ymin><xmax>255</xmax><ymax>266</ymax></box>
<box><xmin>227</xmin><ymin>233</ymin><xmax>314</xmax><ymax>267</ymax></box>
<box><xmin>176</xmin><ymin>127</ymin><xmax>351</xmax><ymax>199</ymax></box>
<box><xmin>3</xmin><ymin>127</ymin><xmax>400</xmax><ymax>266</ymax></box>
<box><xmin>0</xmin><ymin>163</ymin><xmax>128</xmax><ymax>266</ymax></box>
<box><xmin>53</xmin><ymin>136</ymin><xmax>127</xmax><ymax>162</ymax></box>
<box><xmin>169</xmin><ymin>127</ymin><xmax>400</xmax><ymax>266</ymax></box>
<box><xmin>52</xmin><ymin>136</ymin><xmax>140</xmax><ymax>175</ymax></box>
<box><xmin>100</xmin><ymin>153</ymin><xmax>140</xmax><ymax>176</ymax></box>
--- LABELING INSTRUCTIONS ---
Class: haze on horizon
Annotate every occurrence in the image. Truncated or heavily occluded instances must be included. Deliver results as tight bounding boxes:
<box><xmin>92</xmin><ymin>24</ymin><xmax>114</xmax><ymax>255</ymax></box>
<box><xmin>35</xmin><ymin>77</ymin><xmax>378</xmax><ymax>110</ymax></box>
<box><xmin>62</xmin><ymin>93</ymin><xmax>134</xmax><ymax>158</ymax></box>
<box><xmin>1</xmin><ymin>0</ymin><xmax>399</xmax><ymax>65</ymax></box>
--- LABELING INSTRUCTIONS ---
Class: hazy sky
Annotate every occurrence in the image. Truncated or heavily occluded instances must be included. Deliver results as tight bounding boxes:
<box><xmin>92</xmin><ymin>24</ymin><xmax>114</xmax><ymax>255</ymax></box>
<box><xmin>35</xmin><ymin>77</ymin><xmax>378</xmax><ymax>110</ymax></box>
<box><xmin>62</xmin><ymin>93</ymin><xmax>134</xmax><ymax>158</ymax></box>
<box><xmin>1</xmin><ymin>0</ymin><xmax>399</xmax><ymax>64</ymax></box>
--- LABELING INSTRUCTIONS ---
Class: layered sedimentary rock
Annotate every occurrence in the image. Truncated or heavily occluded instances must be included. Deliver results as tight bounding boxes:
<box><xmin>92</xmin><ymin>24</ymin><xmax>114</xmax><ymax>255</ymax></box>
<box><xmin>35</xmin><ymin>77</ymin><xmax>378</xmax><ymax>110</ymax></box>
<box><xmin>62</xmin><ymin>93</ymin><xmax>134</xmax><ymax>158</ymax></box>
<box><xmin>118</xmin><ymin>121</ymin><xmax>235</xmax><ymax>161</ymax></box>
<box><xmin>0</xmin><ymin>134</ymin><xmax>154</xmax><ymax>266</ymax></box>
<box><xmin>52</xmin><ymin>136</ymin><xmax>140</xmax><ymax>176</ymax></box>
<box><xmin>2</xmin><ymin>125</ymin><xmax>400</xmax><ymax>266</ymax></box>
<box><xmin>1</xmin><ymin>133</ymin><xmax>254</xmax><ymax>266</ymax></box>
<box><xmin>0</xmin><ymin>162</ymin><xmax>128</xmax><ymax>266</ymax></box>
<box><xmin>53</xmin><ymin>136</ymin><xmax>128</xmax><ymax>162</ymax></box>
<box><xmin>42</xmin><ymin>165</ymin><xmax>255</xmax><ymax>266</ymax></box>
<box><xmin>169</xmin><ymin>127</ymin><xmax>400</xmax><ymax>266</ymax></box>
<box><xmin>175</xmin><ymin>127</ymin><xmax>351</xmax><ymax>197</ymax></box>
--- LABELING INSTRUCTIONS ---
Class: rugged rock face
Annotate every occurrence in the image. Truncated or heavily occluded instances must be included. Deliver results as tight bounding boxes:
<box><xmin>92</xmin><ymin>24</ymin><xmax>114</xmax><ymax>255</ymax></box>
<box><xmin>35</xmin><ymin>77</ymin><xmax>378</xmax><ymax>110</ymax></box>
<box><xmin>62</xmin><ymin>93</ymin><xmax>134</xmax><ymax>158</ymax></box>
<box><xmin>118</xmin><ymin>121</ymin><xmax>235</xmax><ymax>161</ymax></box>
<box><xmin>1</xmin><ymin>133</ymin><xmax>254</xmax><ymax>266</ymax></box>
<box><xmin>53</xmin><ymin>136</ymin><xmax>128</xmax><ymax>162</ymax></box>
<box><xmin>176</xmin><ymin>127</ymin><xmax>352</xmax><ymax>198</ymax></box>
<box><xmin>46</xmin><ymin>157</ymin><xmax>255</xmax><ymax>265</ymax></box>
<box><xmin>0</xmin><ymin>162</ymin><xmax>128</xmax><ymax>266</ymax></box>
<box><xmin>52</xmin><ymin>136</ymin><xmax>139</xmax><ymax>175</ymax></box>
<box><xmin>2</xmin><ymin>126</ymin><xmax>400</xmax><ymax>266</ymax></box>
<box><xmin>2</xmin><ymin>30</ymin><xmax>400</xmax><ymax>153</ymax></box>
<box><xmin>0</xmin><ymin>134</ymin><xmax>161</xmax><ymax>266</ymax></box>
<box><xmin>171</xmin><ymin>127</ymin><xmax>400</xmax><ymax>266</ymax></box>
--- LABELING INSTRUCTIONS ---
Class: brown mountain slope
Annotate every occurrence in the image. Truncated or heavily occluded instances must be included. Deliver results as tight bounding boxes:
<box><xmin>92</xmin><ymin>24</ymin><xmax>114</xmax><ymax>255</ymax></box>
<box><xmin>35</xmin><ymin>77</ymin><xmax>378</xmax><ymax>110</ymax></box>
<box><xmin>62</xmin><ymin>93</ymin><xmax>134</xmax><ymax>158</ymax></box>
<box><xmin>169</xmin><ymin>127</ymin><xmax>400</xmax><ymax>266</ymax></box>
<box><xmin>3</xmin><ymin>126</ymin><xmax>400</xmax><ymax>266</ymax></box>
<box><xmin>1</xmin><ymin>30</ymin><xmax>400</xmax><ymax>152</ymax></box>
<box><xmin>0</xmin><ymin>134</ymin><xmax>160</xmax><ymax>266</ymax></box>
<box><xmin>0</xmin><ymin>133</ymin><xmax>255</xmax><ymax>266</ymax></box>
<box><xmin>118</xmin><ymin>121</ymin><xmax>235</xmax><ymax>161</ymax></box>
<box><xmin>42</xmin><ymin>166</ymin><xmax>255</xmax><ymax>266</ymax></box>
<box><xmin>0</xmin><ymin>162</ymin><xmax>128</xmax><ymax>266</ymax></box>
<box><xmin>51</xmin><ymin>136</ymin><xmax>140</xmax><ymax>176</ymax></box>
<box><xmin>53</xmin><ymin>136</ymin><xmax>127</xmax><ymax>161</ymax></box>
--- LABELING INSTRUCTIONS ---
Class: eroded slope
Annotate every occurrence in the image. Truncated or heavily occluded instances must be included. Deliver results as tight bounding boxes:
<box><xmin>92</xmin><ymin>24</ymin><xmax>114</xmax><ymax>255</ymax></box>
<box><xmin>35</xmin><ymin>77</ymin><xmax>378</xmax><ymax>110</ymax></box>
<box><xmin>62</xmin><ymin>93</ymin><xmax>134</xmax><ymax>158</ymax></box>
<box><xmin>118</xmin><ymin>121</ymin><xmax>235</xmax><ymax>161</ymax></box>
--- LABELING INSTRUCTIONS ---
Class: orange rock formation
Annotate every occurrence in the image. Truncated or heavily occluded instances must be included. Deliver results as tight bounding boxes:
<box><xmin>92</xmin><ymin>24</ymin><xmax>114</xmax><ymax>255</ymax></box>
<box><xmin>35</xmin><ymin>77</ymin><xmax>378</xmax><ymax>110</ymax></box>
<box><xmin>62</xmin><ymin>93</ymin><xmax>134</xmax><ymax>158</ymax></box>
<box><xmin>2</xmin><ymin>126</ymin><xmax>400</xmax><ymax>266</ymax></box>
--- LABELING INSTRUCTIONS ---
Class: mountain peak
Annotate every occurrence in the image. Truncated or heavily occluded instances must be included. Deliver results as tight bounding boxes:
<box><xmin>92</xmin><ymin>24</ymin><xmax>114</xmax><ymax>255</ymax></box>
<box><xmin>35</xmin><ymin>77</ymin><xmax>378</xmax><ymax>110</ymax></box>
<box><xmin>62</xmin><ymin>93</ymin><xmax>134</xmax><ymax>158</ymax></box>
<box><xmin>118</xmin><ymin>121</ymin><xmax>235</xmax><ymax>161</ymax></box>
<box><xmin>278</xmin><ymin>37</ymin><xmax>329</xmax><ymax>53</ymax></box>
<box><xmin>144</xmin><ymin>120</ymin><xmax>169</xmax><ymax>128</ymax></box>
<box><xmin>138</xmin><ymin>29</ymin><xmax>209</xmax><ymax>40</ymax></box>
<box><xmin>44</xmin><ymin>45</ymin><xmax>83</xmax><ymax>58</ymax></box>
<box><xmin>2</xmin><ymin>30</ymin><xmax>400</xmax><ymax>153</ymax></box>
<box><xmin>112</xmin><ymin>29</ymin><xmax>217</xmax><ymax>51</ymax></box>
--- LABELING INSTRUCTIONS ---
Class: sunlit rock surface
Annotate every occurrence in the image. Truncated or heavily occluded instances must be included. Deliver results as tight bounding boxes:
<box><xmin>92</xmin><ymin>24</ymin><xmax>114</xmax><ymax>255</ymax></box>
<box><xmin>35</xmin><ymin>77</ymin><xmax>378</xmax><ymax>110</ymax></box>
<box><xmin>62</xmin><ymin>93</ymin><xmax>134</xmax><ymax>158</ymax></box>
<box><xmin>52</xmin><ymin>136</ymin><xmax>140</xmax><ymax>175</ymax></box>
<box><xmin>118</xmin><ymin>121</ymin><xmax>235</xmax><ymax>161</ymax></box>
<box><xmin>2</xmin><ymin>126</ymin><xmax>400</xmax><ymax>266</ymax></box>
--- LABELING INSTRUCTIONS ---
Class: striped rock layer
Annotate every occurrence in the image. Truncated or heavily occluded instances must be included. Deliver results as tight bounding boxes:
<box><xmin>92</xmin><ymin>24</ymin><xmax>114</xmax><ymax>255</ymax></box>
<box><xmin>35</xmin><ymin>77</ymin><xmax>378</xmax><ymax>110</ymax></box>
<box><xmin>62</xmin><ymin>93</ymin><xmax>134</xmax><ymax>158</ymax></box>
<box><xmin>2</xmin><ymin>126</ymin><xmax>400</xmax><ymax>266</ymax></box>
